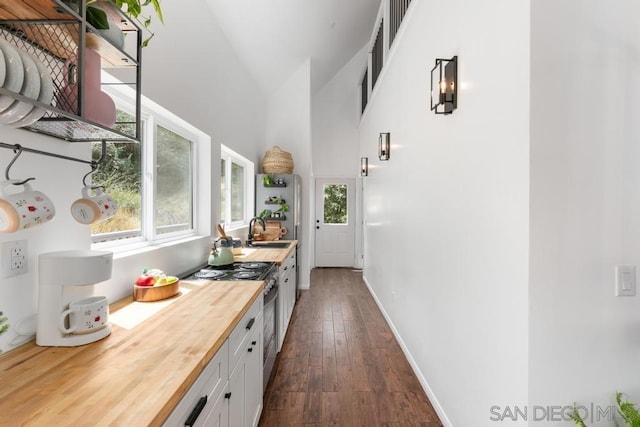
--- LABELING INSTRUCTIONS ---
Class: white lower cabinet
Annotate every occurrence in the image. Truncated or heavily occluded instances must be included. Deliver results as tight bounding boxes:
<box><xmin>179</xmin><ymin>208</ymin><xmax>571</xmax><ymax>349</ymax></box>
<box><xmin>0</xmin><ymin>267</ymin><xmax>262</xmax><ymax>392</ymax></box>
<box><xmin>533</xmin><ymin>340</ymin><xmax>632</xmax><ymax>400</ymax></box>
<box><xmin>229</xmin><ymin>315</ymin><xmax>263</xmax><ymax>427</ymax></box>
<box><xmin>198</xmin><ymin>383</ymin><xmax>230</xmax><ymax>427</ymax></box>
<box><xmin>277</xmin><ymin>249</ymin><xmax>297</xmax><ymax>351</ymax></box>
<box><xmin>164</xmin><ymin>297</ymin><xmax>263</xmax><ymax>427</ymax></box>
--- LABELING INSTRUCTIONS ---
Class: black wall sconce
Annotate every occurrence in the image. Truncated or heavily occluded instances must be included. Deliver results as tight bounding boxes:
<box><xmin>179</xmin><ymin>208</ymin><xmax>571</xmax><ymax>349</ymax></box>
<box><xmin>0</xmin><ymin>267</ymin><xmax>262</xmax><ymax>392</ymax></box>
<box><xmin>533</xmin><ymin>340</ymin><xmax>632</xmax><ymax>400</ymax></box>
<box><xmin>430</xmin><ymin>55</ymin><xmax>458</xmax><ymax>115</ymax></box>
<box><xmin>379</xmin><ymin>132</ymin><xmax>390</xmax><ymax>160</ymax></box>
<box><xmin>360</xmin><ymin>157</ymin><xmax>368</xmax><ymax>177</ymax></box>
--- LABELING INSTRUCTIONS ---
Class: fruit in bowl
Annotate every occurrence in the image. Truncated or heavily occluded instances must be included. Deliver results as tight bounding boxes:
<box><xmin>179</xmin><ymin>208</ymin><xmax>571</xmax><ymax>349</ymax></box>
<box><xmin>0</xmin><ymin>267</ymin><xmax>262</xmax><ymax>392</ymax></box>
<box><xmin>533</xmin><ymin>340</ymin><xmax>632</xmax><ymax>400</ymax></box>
<box><xmin>154</xmin><ymin>275</ymin><xmax>179</xmax><ymax>287</ymax></box>
<box><xmin>134</xmin><ymin>269</ymin><xmax>178</xmax><ymax>287</ymax></box>
<box><xmin>133</xmin><ymin>269</ymin><xmax>180</xmax><ymax>302</ymax></box>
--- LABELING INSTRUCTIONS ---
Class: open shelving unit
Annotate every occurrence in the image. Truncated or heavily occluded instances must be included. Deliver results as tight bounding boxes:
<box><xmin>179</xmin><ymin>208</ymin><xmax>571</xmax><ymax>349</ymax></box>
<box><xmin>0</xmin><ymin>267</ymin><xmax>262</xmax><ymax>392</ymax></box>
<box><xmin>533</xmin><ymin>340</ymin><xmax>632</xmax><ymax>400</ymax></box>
<box><xmin>0</xmin><ymin>0</ymin><xmax>142</xmax><ymax>142</ymax></box>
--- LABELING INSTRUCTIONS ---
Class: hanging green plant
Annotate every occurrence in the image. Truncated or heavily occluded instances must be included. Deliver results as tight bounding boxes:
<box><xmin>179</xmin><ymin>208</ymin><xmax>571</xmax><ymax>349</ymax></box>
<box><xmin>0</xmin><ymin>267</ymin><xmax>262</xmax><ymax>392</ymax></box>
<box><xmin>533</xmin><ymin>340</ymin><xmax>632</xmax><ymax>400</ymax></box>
<box><xmin>277</xmin><ymin>200</ymin><xmax>289</xmax><ymax>214</ymax></box>
<box><xmin>64</xmin><ymin>0</ymin><xmax>164</xmax><ymax>47</ymax></box>
<box><xmin>110</xmin><ymin>0</ymin><xmax>164</xmax><ymax>47</ymax></box>
<box><xmin>0</xmin><ymin>311</ymin><xmax>9</xmax><ymax>336</ymax></box>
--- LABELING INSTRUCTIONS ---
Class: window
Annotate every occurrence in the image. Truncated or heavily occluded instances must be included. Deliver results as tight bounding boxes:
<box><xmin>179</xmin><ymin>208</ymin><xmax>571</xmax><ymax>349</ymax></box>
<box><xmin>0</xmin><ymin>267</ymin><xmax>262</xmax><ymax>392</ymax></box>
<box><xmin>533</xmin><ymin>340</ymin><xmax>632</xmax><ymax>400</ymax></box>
<box><xmin>155</xmin><ymin>125</ymin><xmax>193</xmax><ymax>235</ymax></box>
<box><xmin>91</xmin><ymin>73</ymin><xmax>201</xmax><ymax>245</ymax></box>
<box><xmin>221</xmin><ymin>145</ymin><xmax>254</xmax><ymax>229</ymax></box>
<box><xmin>323</xmin><ymin>184</ymin><xmax>348</xmax><ymax>224</ymax></box>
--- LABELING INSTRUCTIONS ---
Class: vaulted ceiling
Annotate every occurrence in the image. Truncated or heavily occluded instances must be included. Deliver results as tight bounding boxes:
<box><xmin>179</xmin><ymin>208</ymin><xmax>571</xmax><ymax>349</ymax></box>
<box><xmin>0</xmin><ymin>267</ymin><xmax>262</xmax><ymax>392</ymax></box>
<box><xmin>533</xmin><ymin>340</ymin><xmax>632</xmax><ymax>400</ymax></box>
<box><xmin>205</xmin><ymin>0</ymin><xmax>380</xmax><ymax>97</ymax></box>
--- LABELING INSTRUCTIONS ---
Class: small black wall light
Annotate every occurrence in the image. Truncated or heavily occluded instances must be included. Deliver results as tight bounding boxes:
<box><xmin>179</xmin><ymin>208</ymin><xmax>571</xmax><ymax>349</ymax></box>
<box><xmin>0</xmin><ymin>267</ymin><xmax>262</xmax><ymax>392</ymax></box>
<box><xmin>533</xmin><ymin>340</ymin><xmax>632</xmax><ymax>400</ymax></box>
<box><xmin>430</xmin><ymin>55</ymin><xmax>458</xmax><ymax>115</ymax></box>
<box><xmin>360</xmin><ymin>157</ymin><xmax>368</xmax><ymax>177</ymax></box>
<box><xmin>379</xmin><ymin>132</ymin><xmax>390</xmax><ymax>160</ymax></box>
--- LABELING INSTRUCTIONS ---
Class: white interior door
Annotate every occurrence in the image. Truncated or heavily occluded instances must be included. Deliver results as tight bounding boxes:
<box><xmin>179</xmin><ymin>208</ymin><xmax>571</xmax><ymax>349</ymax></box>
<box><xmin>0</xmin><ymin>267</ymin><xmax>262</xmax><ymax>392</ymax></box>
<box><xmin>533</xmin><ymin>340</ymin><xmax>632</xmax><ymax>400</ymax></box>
<box><xmin>315</xmin><ymin>178</ymin><xmax>355</xmax><ymax>267</ymax></box>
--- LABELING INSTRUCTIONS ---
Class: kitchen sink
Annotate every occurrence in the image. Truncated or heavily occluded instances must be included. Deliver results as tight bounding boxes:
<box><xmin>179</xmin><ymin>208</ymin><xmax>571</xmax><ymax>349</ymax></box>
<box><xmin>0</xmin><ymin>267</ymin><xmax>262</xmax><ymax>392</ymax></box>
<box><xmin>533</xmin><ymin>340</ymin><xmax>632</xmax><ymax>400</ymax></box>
<box><xmin>248</xmin><ymin>242</ymin><xmax>291</xmax><ymax>249</ymax></box>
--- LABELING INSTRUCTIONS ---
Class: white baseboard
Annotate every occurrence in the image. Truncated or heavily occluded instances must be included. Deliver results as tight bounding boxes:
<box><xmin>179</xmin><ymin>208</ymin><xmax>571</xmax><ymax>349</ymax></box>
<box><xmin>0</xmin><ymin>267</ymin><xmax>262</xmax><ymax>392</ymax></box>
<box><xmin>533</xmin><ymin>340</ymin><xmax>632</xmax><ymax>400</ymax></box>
<box><xmin>362</xmin><ymin>274</ymin><xmax>452</xmax><ymax>427</ymax></box>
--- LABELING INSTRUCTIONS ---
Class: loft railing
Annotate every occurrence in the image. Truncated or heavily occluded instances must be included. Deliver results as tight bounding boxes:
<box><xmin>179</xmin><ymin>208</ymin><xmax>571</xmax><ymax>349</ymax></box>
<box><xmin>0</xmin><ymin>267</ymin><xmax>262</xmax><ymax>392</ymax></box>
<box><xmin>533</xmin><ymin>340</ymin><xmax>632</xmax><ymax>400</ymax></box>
<box><xmin>371</xmin><ymin>20</ymin><xmax>384</xmax><ymax>89</ymax></box>
<box><xmin>360</xmin><ymin>0</ymin><xmax>413</xmax><ymax>117</ymax></box>
<box><xmin>389</xmin><ymin>0</ymin><xmax>412</xmax><ymax>47</ymax></box>
<box><xmin>361</xmin><ymin>69</ymin><xmax>368</xmax><ymax>113</ymax></box>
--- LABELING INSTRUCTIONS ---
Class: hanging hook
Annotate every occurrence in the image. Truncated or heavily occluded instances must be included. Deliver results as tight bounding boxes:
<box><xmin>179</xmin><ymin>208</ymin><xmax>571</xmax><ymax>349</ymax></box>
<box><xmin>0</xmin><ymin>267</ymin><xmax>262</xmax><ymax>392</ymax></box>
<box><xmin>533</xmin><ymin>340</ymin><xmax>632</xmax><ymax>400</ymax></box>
<box><xmin>4</xmin><ymin>145</ymin><xmax>35</xmax><ymax>186</ymax></box>
<box><xmin>82</xmin><ymin>161</ymin><xmax>103</xmax><ymax>189</ymax></box>
<box><xmin>82</xmin><ymin>141</ymin><xmax>108</xmax><ymax>189</ymax></box>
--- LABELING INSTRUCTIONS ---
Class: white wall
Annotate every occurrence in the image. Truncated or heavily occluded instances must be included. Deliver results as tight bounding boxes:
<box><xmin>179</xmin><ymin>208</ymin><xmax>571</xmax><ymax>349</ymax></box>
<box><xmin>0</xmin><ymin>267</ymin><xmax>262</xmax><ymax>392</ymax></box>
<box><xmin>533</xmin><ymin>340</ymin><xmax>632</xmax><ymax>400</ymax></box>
<box><xmin>0</xmin><ymin>0</ymin><xmax>266</xmax><ymax>353</ymax></box>
<box><xmin>530</xmin><ymin>0</ymin><xmax>640</xmax><ymax>423</ymax></box>
<box><xmin>263</xmin><ymin>61</ymin><xmax>312</xmax><ymax>288</ymax></box>
<box><xmin>0</xmin><ymin>129</ymin><xmax>90</xmax><ymax>349</ymax></box>
<box><xmin>312</xmin><ymin>45</ymin><xmax>367</xmax><ymax>178</ymax></box>
<box><xmin>359</xmin><ymin>1</ymin><xmax>530</xmax><ymax>425</ymax></box>
<box><xmin>140</xmin><ymin>0</ymin><xmax>266</xmax><ymax>168</ymax></box>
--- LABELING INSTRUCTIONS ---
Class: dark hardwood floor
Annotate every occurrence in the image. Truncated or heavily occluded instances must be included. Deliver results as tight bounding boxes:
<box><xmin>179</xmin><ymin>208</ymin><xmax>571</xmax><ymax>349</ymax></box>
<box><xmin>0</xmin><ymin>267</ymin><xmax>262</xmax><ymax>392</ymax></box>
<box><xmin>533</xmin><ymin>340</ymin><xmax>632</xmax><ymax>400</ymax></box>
<box><xmin>260</xmin><ymin>268</ymin><xmax>443</xmax><ymax>426</ymax></box>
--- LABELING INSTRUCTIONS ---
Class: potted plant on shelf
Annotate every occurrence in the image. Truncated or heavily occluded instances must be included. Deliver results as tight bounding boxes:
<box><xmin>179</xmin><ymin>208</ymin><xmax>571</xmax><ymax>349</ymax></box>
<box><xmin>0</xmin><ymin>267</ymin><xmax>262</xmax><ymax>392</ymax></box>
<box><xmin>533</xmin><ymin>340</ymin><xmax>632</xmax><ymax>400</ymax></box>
<box><xmin>276</xmin><ymin>199</ymin><xmax>289</xmax><ymax>218</ymax></box>
<box><xmin>65</xmin><ymin>0</ymin><xmax>164</xmax><ymax>47</ymax></box>
<box><xmin>262</xmin><ymin>175</ymin><xmax>274</xmax><ymax>186</ymax></box>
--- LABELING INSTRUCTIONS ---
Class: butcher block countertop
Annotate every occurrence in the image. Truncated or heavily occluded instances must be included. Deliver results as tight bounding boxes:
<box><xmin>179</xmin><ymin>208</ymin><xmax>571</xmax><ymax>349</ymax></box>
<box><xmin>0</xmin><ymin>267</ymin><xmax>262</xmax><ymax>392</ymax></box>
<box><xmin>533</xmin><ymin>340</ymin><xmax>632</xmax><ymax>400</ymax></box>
<box><xmin>233</xmin><ymin>240</ymin><xmax>297</xmax><ymax>265</ymax></box>
<box><xmin>0</xmin><ymin>279</ymin><xmax>263</xmax><ymax>426</ymax></box>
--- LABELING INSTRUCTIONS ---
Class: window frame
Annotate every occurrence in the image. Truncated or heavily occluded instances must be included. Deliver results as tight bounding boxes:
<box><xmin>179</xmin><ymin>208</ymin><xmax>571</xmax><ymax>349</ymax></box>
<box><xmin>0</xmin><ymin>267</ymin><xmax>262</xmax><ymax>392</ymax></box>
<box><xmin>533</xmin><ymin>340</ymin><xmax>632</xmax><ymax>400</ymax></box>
<box><xmin>220</xmin><ymin>144</ymin><xmax>254</xmax><ymax>231</ymax></box>
<box><xmin>91</xmin><ymin>72</ymin><xmax>206</xmax><ymax>249</ymax></box>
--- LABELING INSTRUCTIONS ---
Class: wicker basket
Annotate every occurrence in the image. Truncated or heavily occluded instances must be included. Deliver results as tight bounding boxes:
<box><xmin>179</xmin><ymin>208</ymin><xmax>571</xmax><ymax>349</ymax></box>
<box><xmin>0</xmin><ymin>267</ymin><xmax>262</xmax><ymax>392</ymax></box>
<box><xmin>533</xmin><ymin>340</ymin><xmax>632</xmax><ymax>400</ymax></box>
<box><xmin>262</xmin><ymin>146</ymin><xmax>294</xmax><ymax>173</ymax></box>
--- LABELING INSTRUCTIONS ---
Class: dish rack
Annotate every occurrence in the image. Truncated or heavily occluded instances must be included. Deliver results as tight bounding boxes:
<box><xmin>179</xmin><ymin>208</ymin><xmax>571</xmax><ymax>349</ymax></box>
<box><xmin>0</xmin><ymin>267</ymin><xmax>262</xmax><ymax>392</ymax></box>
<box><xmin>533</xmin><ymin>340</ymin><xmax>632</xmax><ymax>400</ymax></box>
<box><xmin>0</xmin><ymin>0</ymin><xmax>141</xmax><ymax>142</ymax></box>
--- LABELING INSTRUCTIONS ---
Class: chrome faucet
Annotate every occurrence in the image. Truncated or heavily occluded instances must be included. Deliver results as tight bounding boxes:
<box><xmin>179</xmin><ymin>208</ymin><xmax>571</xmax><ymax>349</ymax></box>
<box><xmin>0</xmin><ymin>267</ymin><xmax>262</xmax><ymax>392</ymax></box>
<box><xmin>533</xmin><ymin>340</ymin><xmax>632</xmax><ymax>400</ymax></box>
<box><xmin>247</xmin><ymin>217</ymin><xmax>265</xmax><ymax>246</ymax></box>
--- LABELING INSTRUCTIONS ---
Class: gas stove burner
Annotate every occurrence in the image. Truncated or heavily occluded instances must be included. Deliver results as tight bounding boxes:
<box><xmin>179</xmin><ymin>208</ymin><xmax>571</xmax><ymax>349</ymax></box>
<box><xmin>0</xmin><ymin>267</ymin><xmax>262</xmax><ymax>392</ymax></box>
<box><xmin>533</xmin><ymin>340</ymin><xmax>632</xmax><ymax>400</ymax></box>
<box><xmin>239</xmin><ymin>262</ymin><xmax>269</xmax><ymax>270</ymax></box>
<box><xmin>233</xmin><ymin>271</ymin><xmax>260</xmax><ymax>280</ymax></box>
<box><xmin>194</xmin><ymin>269</ymin><xmax>227</xmax><ymax>280</ymax></box>
<box><xmin>207</xmin><ymin>263</ymin><xmax>234</xmax><ymax>270</ymax></box>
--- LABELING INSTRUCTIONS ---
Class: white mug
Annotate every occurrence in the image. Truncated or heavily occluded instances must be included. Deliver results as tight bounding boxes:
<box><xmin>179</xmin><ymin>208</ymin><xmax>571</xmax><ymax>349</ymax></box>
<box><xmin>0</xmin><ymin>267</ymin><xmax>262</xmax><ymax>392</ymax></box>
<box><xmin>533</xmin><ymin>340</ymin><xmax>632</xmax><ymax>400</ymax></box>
<box><xmin>58</xmin><ymin>296</ymin><xmax>109</xmax><ymax>335</ymax></box>
<box><xmin>70</xmin><ymin>186</ymin><xmax>117</xmax><ymax>225</ymax></box>
<box><xmin>0</xmin><ymin>180</ymin><xmax>56</xmax><ymax>233</ymax></box>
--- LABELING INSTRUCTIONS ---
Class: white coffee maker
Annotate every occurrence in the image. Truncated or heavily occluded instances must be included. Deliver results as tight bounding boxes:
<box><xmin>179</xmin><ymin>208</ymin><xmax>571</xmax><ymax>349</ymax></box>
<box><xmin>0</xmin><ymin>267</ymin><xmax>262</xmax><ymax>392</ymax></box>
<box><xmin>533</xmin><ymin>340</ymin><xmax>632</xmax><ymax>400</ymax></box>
<box><xmin>36</xmin><ymin>250</ymin><xmax>113</xmax><ymax>347</ymax></box>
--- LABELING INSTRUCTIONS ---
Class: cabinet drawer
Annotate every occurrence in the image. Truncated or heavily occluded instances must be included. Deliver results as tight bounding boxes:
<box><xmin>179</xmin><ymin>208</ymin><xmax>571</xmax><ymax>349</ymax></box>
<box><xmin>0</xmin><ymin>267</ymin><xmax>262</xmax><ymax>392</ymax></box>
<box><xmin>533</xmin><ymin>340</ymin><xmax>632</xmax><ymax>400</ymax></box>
<box><xmin>278</xmin><ymin>252</ymin><xmax>295</xmax><ymax>281</ymax></box>
<box><xmin>228</xmin><ymin>296</ymin><xmax>263</xmax><ymax>372</ymax></box>
<box><xmin>163</xmin><ymin>340</ymin><xmax>229</xmax><ymax>426</ymax></box>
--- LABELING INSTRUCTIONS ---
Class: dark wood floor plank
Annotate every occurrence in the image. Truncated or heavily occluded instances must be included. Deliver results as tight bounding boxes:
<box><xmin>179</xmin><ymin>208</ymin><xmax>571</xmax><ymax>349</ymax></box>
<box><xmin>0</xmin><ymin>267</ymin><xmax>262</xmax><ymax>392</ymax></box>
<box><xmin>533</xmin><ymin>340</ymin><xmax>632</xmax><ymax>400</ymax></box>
<box><xmin>334</xmin><ymin>332</ymin><xmax>350</xmax><ymax>366</ymax></box>
<box><xmin>308</xmin><ymin>331</ymin><xmax>322</xmax><ymax>366</ymax></box>
<box><xmin>322</xmin><ymin>392</ymin><xmax>340</xmax><ymax>426</ymax></box>
<box><xmin>281</xmin><ymin>392</ymin><xmax>305</xmax><ymax>426</ymax></box>
<box><xmin>302</xmin><ymin>365</ymin><xmax>322</xmax><ymax>424</ymax></box>
<box><xmin>259</xmin><ymin>268</ymin><xmax>442</xmax><ymax>427</ymax></box>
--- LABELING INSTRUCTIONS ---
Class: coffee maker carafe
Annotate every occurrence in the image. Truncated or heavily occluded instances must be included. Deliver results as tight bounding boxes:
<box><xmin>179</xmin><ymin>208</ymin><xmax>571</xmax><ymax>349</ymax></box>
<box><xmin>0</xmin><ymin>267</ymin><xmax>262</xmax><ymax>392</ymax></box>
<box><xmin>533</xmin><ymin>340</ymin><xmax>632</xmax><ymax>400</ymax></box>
<box><xmin>36</xmin><ymin>250</ymin><xmax>113</xmax><ymax>347</ymax></box>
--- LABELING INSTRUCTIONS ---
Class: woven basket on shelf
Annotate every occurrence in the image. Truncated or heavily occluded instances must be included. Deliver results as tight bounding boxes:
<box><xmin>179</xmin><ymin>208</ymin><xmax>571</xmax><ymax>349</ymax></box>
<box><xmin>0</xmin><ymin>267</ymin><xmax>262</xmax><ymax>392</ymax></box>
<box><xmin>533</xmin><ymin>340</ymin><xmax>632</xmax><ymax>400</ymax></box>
<box><xmin>262</xmin><ymin>146</ymin><xmax>294</xmax><ymax>173</ymax></box>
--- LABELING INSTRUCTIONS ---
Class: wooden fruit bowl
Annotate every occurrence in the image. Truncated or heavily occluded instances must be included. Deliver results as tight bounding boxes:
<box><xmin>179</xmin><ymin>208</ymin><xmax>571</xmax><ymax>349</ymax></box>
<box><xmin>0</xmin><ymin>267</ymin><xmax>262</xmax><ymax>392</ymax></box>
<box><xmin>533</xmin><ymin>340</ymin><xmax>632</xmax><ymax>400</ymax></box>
<box><xmin>133</xmin><ymin>280</ymin><xmax>180</xmax><ymax>302</ymax></box>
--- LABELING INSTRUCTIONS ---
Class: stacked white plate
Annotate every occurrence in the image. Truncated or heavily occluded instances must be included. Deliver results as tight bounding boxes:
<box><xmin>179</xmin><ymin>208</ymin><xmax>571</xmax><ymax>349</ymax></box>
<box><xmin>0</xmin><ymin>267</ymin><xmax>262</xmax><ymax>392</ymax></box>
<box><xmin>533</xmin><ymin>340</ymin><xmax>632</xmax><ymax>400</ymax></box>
<box><xmin>0</xmin><ymin>40</ymin><xmax>54</xmax><ymax>128</ymax></box>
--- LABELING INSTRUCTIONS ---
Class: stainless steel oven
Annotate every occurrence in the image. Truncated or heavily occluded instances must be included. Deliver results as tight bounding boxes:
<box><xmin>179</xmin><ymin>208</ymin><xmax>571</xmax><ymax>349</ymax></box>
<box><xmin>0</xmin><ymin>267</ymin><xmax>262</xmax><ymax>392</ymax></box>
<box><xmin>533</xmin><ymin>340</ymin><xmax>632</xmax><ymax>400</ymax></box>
<box><xmin>182</xmin><ymin>261</ymin><xmax>279</xmax><ymax>391</ymax></box>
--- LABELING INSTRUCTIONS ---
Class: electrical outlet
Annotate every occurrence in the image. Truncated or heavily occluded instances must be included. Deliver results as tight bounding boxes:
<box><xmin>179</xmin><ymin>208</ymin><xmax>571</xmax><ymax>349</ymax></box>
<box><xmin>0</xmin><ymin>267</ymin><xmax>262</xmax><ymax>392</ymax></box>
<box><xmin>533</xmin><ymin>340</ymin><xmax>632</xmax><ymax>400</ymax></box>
<box><xmin>12</xmin><ymin>256</ymin><xmax>25</xmax><ymax>270</ymax></box>
<box><xmin>2</xmin><ymin>240</ymin><xmax>28</xmax><ymax>278</ymax></box>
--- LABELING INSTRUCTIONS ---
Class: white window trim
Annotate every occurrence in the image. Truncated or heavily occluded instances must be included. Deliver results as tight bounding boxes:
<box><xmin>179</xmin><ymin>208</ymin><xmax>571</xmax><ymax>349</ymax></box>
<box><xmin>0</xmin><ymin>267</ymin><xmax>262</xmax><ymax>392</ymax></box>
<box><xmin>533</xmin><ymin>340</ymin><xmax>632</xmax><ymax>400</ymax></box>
<box><xmin>221</xmin><ymin>144</ymin><xmax>254</xmax><ymax>231</ymax></box>
<box><xmin>93</xmin><ymin>71</ymin><xmax>210</xmax><ymax>252</ymax></box>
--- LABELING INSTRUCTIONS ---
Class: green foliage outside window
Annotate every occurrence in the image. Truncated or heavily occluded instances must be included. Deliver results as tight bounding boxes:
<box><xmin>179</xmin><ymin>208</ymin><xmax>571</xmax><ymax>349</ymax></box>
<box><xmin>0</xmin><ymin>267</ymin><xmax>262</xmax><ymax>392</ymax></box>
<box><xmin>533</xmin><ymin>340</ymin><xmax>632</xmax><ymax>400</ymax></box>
<box><xmin>90</xmin><ymin>110</ymin><xmax>193</xmax><ymax>237</ymax></box>
<box><xmin>323</xmin><ymin>184</ymin><xmax>347</xmax><ymax>224</ymax></box>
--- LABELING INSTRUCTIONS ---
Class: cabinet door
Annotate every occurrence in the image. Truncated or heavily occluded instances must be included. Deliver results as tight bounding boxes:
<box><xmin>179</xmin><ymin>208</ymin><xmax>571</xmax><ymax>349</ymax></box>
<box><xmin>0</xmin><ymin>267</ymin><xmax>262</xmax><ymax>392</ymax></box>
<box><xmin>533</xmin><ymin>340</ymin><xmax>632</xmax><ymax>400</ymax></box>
<box><xmin>229</xmin><ymin>353</ymin><xmax>246</xmax><ymax>427</ymax></box>
<box><xmin>245</xmin><ymin>325</ymin><xmax>263</xmax><ymax>427</ymax></box>
<box><xmin>277</xmin><ymin>279</ymin><xmax>286</xmax><ymax>351</ymax></box>
<box><xmin>229</xmin><ymin>314</ymin><xmax>263</xmax><ymax>427</ymax></box>
<box><xmin>196</xmin><ymin>384</ymin><xmax>229</xmax><ymax>427</ymax></box>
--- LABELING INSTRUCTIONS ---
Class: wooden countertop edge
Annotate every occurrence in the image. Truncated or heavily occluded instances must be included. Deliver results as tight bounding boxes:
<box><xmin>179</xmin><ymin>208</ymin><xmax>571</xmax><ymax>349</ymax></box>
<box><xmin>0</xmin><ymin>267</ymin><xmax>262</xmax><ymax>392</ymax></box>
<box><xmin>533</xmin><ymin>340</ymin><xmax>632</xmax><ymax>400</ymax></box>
<box><xmin>0</xmin><ymin>280</ymin><xmax>263</xmax><ymax>426</ymax></box>
<box><xmin>233</xmin><ymin>240</ymin><xmax>297</xmax><ymax>265</ymax></box>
